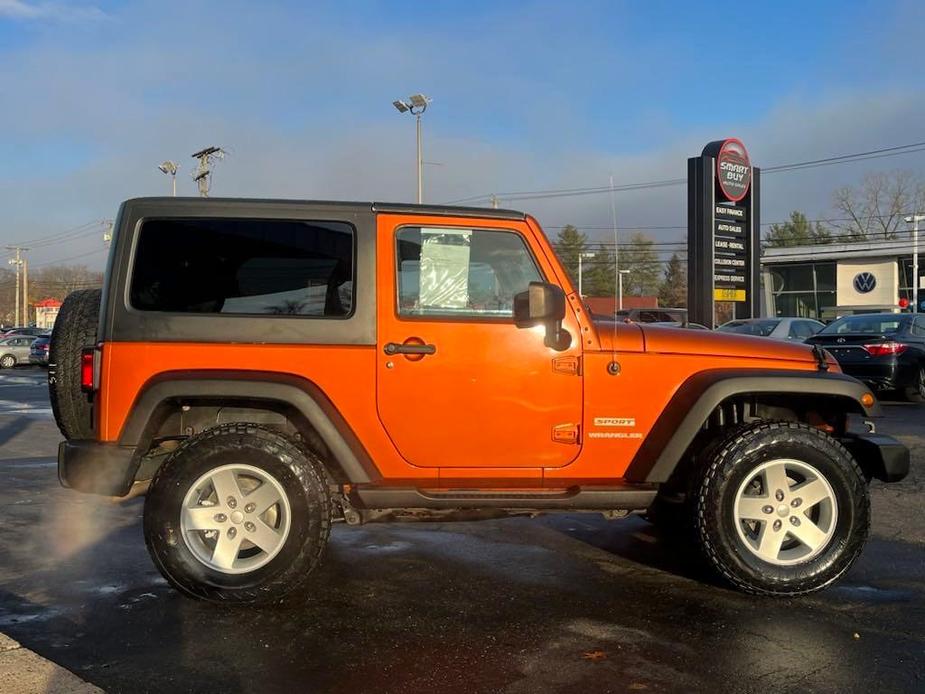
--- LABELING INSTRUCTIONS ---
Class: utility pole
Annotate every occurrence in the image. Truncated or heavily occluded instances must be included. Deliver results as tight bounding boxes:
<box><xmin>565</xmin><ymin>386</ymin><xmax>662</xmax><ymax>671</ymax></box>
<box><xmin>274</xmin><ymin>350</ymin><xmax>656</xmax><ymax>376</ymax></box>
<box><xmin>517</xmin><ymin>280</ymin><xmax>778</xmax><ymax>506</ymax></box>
<box><xmin>22</xmin><ymin>257</ymin><xmax>28</xmax><ymax>327</ymax></box>
<box><xmin>490</xmin><ymin>194</ymin><xmax>499</xmax><ymax>209</ymax></box>
<box><xmin>6</xmin><ymin>247</ymin><xmax>26</xmax><ymax>326</ymax></box>
<box><xmin>191</xmin><ymin>147</ymin><xmax>226</xmax><ymax>198</ymax></box>
<box><xmin>905</xmin><ymin>215</ymin><xmax>923</xmax><ymax>313</ymax></box>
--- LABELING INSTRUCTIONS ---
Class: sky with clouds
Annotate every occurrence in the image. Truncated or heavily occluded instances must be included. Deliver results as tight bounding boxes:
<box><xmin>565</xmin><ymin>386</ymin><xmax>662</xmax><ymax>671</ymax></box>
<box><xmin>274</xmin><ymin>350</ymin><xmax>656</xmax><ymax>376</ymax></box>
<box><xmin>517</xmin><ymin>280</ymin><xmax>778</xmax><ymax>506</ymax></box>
<box><xmin>1</xmin><ymin>0</ymin><xmax>924</xmax><ymax>267</ymax></box>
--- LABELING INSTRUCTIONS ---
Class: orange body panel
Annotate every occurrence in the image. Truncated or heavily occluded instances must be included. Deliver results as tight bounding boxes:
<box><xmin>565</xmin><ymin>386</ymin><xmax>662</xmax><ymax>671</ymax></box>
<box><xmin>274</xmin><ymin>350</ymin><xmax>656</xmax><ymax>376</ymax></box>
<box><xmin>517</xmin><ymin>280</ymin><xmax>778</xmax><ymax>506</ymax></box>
<box><xmin>97</xmin><ymin>212</ymin><xmax>826</xmax><ymax>489</ymax></box>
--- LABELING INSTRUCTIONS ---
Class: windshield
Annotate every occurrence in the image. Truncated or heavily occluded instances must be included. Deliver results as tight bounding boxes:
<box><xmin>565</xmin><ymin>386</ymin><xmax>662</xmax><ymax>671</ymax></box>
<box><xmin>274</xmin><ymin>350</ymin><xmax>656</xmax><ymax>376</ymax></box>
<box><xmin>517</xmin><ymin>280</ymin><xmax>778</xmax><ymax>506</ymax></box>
<box><xmin>718</xmin><ymin>319</ymin><xmax>780</xmax><ymax>337</ymax></box>
<box><xmin>819</xmin><ymin>315</ymin><xmax>907</xmax><ymax>335</ymax></box>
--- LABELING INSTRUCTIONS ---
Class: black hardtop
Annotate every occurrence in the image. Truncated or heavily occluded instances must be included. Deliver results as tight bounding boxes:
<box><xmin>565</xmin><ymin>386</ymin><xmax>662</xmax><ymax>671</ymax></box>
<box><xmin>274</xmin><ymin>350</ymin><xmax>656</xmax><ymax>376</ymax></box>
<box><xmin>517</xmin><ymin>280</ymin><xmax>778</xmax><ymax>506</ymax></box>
<box><xmin>121</xmin><ymin>197</ymin><xmax>526</xmax><ymax>221</ymax></box>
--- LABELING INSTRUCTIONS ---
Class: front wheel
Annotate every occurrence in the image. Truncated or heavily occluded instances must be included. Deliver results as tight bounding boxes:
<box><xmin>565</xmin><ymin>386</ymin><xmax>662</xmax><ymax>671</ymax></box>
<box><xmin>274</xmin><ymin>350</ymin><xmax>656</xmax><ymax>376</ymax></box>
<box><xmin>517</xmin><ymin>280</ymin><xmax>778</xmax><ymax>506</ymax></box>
<box><xmin>143</xmin><ymin>423</ymin><xmax>332</xmax><ymax>604</ymax></box>
<box><xmin>693</xmin><ymin>421</ymin><xmax>869</xmax><ymax>595</ymax></box>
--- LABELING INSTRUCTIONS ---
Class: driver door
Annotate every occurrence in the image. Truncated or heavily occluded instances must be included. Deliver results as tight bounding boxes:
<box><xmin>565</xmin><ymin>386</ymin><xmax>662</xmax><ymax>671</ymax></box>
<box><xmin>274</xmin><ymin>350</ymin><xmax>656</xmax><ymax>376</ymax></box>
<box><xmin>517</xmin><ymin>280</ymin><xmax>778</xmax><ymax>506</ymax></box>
<box><xmin>375</xmin><ymin>216</ymin><xmax>583</xmax><ymax>471</ymax></box>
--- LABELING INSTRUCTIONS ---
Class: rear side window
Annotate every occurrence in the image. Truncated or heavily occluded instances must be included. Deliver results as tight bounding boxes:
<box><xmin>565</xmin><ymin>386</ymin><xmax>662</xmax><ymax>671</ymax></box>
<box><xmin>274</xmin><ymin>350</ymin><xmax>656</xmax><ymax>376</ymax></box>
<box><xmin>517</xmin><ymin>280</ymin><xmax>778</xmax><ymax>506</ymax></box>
<box><xmin>130</xmin><ymin>218</ymin><xmax>355</xmax><ymax>317</ymax></box>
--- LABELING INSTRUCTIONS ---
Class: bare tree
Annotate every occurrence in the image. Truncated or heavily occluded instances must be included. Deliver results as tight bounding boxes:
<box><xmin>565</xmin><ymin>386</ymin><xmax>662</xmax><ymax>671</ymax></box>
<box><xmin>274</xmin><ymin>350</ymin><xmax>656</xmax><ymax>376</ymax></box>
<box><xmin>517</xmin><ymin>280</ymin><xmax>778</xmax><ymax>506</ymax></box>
<box><xmin>832</xmin><ymin>171</ymin><xmax>925</xmax><ymax>241</ymax></box>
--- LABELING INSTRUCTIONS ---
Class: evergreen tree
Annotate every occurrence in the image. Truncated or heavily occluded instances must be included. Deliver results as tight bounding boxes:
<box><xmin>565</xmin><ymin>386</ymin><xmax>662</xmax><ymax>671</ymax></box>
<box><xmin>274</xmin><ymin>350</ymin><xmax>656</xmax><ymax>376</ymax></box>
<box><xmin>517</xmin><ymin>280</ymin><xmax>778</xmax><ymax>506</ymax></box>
<box><xmin>585</xmin><ymin>244</ymin><xmax>615</xmax><ymax>296</ymax></box>
<box><xmin>620</xmin><ymin>231</ymin><xmax>661</xmax><ymax>296</ymax></box>
<box><xmin>554</xmin><ymin>224</ymin><xmax>588</xmax><ymax>287</ymax></box>
<box><xmin>658</xmin><ymin>253</ymin><xmax>687</xmax><ymax>307</ymax></box>
<box><xmin>765</xmin><ymin>211</ymin><xmax>832</xmax><ymax>247</ymax></box>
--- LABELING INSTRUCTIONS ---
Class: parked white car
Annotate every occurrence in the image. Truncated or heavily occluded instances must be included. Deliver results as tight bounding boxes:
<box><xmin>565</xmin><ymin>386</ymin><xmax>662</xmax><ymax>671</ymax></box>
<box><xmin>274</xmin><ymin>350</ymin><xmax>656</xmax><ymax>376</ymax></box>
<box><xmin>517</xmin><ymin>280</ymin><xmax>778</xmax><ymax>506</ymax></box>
<box><xmin>716</xmin><ymin>317</ymin><xmax>824</xmax><ymax>341</ymax></box>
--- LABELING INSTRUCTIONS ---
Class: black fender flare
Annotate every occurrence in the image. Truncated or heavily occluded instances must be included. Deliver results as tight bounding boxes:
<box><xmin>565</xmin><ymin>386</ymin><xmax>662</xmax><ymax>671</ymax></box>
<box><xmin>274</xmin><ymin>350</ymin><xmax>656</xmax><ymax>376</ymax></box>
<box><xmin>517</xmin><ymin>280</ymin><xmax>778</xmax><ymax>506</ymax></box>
<box><xmin>623</xmin><ymin>369</ymin><xmax>877</xmax><ymax>483</ymax></box>
<box><xmin>120</xmin><ymin>370</ymin><xmax>379</xmax><ymax>485</ymax></box>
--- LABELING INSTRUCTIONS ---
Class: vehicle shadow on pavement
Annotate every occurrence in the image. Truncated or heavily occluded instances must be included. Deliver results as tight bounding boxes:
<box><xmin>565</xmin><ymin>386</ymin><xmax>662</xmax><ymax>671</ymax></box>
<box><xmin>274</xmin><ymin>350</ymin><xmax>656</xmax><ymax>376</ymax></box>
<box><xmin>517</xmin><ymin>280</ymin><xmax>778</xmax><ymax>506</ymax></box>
<box><xmin>541</xmin><ymin>513</ymin><xmax>720</xmax><ymax>587</ymax></box>
<box><xmin>0</xmin><ymin>416</ymin><xmax>32</xmax><ymax>450</ymax></box>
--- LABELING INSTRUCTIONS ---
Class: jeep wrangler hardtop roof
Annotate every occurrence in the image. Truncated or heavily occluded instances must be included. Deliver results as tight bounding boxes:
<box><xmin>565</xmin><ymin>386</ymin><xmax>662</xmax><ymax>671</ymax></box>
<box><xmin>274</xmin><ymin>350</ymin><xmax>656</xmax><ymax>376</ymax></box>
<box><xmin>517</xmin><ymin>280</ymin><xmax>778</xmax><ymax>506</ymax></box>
<box><xmin>120</xmin><ymin>197</ymin><xmax>527</xmax><ymax>221</ymax></box>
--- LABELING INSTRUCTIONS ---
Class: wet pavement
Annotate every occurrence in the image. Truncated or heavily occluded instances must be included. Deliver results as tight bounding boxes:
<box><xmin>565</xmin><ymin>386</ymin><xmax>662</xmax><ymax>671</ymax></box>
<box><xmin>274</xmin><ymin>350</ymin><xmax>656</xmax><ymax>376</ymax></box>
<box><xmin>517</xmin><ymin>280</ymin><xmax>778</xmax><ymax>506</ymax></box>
<box><xmin>0</xmin><ymin>367</ymin><xmax>922</xmax><ymax>693</ymax></box>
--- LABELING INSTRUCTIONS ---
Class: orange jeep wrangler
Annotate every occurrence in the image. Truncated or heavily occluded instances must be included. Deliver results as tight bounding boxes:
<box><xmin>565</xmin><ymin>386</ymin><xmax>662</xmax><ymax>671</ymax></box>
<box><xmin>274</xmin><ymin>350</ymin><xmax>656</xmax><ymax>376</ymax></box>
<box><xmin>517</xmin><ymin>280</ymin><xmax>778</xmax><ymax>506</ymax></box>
<box><xmin>52</xmin><ymin>197</ymin><xmax>909</xmax><ymax>603</ymax></box>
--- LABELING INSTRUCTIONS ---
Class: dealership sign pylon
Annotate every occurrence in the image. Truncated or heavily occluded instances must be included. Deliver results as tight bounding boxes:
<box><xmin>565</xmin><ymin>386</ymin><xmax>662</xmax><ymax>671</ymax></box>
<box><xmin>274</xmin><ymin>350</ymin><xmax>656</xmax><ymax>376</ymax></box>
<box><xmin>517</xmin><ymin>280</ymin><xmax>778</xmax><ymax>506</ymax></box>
<box><xmin>687</xmin><ymin>138</ymin><xmax>761</xmax><ymax>327</ymax></box>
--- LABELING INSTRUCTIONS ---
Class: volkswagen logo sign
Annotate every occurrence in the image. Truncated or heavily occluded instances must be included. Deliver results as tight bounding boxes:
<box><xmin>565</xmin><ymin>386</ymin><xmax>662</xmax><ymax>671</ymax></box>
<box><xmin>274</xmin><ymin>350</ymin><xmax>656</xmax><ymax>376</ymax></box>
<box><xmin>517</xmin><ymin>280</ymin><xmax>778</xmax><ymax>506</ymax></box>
<box><xmin>853</xmin><ymin>271</ymin><xmax>877</xmax><ymax>294</ymax></box>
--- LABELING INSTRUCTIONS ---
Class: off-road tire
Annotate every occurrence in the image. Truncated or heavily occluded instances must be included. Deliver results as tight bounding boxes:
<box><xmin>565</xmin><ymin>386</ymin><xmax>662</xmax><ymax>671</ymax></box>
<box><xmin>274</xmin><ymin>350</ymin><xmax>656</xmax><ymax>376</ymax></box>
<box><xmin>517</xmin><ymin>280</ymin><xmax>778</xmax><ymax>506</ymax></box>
<box><xmin>904</xmin><ymin>366</ymin><xmax>925</xmax><ymax>403</ymax></box>
<box><xmin>693</xmin><ymin>421</ymin><xmax>869</xmax><ymax>595</ymax></box>
<box><xmin>144</xmin><ymin>423</ymin><xmax>332</xmax><ymax>604</ymax></box>
<box><xmin>49</xmin><ymin>288</ymin><xmax>101</xmax><ymax>440</ymax></box>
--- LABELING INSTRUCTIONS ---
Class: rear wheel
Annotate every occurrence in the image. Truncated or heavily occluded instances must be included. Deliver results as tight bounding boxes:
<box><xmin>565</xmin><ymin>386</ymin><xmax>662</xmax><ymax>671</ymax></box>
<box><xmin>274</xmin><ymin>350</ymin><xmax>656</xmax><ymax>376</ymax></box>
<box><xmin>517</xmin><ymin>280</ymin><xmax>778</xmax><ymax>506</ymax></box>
<box><xmin>904</xmin><ymin>366</ymin><xmax>925</xmax><ymax>403</ymax></box>
<box><xmin>0</xmin><ymin>355</ymin><xmax>15</xmax><ymax>369</ymax></box>
<box><xmin>49</xmin><ymin>288</ymin><xmax>101</xmax><ymax>439</ymax></box>
<box><xmin>693</xmin><ymin>421</ymin><xmax>869</xmax><ymax>595</ymax></box>
<box><xmin>143</xmin><ymin>423</ymin><xmax>332</xmax><ymax>604</ymax></box>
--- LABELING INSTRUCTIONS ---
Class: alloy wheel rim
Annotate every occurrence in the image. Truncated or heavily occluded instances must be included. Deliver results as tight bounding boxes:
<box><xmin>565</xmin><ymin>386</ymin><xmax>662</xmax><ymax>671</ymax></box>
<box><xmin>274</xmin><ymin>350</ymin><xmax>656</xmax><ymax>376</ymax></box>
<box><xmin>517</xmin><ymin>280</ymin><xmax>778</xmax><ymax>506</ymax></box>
<box><xmin>180</xmin><ymin>463</ymin><xmax>292</xmax><ymax>574</ymax></box>
<box><xmin>733</xmin><ymin>459</ymin><xmax>838</xmax><ymax>566</ymax></box>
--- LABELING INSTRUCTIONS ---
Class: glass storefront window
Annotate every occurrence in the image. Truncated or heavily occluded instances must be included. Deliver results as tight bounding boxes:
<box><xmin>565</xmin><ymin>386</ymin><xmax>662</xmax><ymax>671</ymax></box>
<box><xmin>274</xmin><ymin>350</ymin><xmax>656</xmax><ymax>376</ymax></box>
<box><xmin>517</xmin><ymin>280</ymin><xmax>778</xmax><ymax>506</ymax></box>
<box><xmin>770</xmin><ymin>264</ymin><xmax>814</xmax><ymax>292</ymax></box>
<box><xmin>774</xmin><ymin>292</ymin><xmax>817</xmax><ymax>317</ymax></box>
<box><xmin>814</xmin><ymin>263</ymin><xmax>836</xmax><ymax>291</ymax></box>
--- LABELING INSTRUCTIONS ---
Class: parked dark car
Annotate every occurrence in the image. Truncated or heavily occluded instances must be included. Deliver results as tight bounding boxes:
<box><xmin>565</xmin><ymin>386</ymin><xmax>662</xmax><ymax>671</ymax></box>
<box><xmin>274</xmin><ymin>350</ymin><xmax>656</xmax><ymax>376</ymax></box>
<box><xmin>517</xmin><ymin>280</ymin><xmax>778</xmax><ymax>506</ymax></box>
<box><xmin>806</xmin><ymin>313</ymin><xmax>925</xmax><ymax>401</ymax></box>
<box><xmin>29</xmin><ymin>336</ymin><xmax>50</xmax><ymax>366</ymax></box>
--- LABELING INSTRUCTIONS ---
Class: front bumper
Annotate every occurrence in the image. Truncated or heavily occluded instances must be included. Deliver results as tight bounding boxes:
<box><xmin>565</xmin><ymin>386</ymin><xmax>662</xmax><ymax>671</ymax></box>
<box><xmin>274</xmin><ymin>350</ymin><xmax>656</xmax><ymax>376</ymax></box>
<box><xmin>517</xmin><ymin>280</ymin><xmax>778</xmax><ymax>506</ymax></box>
<box><xmin>839</xmin><ymin>360</ymin><xmax>915</xmax><ymax>392</ymax></box>
<box><xmin>58</xmin><ymin>440</ymin><xmax>138</xmax><ymax>496</ymax></box>
<box><xmin>842</xmin><ymin>432</ymin><xmax>910</xmax><ymax>483</ymax></box>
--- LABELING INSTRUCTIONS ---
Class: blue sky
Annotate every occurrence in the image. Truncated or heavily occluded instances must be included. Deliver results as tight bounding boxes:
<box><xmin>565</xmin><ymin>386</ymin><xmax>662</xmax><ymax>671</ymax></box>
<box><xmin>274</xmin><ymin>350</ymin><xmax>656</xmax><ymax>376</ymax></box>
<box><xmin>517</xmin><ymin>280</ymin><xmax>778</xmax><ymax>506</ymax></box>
<box><xmin>1</xmin><ymin>0</ymin><xmax>924</xmax><ymax>266</ymax></box>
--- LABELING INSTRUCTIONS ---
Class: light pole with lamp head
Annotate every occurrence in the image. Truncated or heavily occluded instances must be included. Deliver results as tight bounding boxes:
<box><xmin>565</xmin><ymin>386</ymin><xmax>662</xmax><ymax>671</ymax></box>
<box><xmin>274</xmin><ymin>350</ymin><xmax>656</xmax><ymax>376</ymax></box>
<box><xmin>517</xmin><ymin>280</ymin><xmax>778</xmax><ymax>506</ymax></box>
<box><xmin>577</xmin><ymin>251</ymin><xmax>595</xmax><ymax>296</ymax></box>
<box><xmin>904</xmin><ymin>214</ymin><xmax>923</xmax><ymax>313</ymax></box>
<box><xmin>393</xmin><ymin>93</ymin><xmax>431</xmax><ymax>204</ymax></box>
<box><xmin>618</xmin><ymin>269</ymin><xmax>631</xmax><ymax>311</ymax></box>
<box><xmin>157</xmin><ymin>161</ymin><xmax>179</xmax><ymax>196</ymax></box>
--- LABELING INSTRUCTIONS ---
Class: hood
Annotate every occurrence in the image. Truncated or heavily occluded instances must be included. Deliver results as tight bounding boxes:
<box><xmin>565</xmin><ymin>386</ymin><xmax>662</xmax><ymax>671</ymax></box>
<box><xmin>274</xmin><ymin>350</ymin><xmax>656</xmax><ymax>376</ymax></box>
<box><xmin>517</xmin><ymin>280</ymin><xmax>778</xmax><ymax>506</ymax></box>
<box><xmin>640</xmin><ymin>323</ymin><xmax>818</xmax><ymax>362</ymax></box>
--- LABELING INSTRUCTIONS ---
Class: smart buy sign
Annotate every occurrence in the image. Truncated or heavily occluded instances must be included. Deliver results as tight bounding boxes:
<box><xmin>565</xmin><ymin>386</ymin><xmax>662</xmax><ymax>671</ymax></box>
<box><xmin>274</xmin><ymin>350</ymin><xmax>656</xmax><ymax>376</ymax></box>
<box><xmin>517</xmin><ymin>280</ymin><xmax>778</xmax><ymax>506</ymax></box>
<box><xmin>715</xmin><ymin>138</ymin><xmax>751</xmax><ymax>203</ymax></box>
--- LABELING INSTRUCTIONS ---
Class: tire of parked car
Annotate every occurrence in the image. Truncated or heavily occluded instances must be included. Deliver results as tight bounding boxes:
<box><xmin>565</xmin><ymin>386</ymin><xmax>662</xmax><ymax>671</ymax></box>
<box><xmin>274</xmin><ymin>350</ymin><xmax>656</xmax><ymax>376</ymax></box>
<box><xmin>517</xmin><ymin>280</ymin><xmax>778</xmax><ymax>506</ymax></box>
<box><xmin>904</xmin><ymin>366</ymin><xmax>925</xmax><ymax>403</ymax></box>
<box><xmin>0</xmin><ymin>354</ymin><xmax>15</xmax><ymax>369</ymax></box>
<box><xmin>692</xmin><ymin>420</ymin><xmax>869</xmax><ymax>595</ymax></box>
<box><xmin>143</xmin><ymin>423</ymin><xmax>332</xmax><ymax>604</ymax></box>
<box><xmin>49</xmin><ymin>288</ymin><xmax>102</xmax><ymax>440</ymax></box>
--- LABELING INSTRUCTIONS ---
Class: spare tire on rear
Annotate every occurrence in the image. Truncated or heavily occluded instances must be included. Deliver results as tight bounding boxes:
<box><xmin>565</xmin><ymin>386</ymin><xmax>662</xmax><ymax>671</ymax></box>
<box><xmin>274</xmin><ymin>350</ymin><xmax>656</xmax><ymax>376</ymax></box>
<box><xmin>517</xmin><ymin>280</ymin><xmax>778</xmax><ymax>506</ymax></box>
<box><xmin>49</xmin><ymin>288</ymin><xmax>102</xmax><ymax>440</ymax></box>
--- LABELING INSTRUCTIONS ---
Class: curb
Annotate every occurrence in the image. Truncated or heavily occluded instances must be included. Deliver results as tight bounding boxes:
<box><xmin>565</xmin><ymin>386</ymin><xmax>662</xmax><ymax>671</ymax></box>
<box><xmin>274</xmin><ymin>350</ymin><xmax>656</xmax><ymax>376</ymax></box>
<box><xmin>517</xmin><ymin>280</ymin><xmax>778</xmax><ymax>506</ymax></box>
<box><xmin>0</xmin><ymin>633</ymin><xmax>102</xmax><ymax>693</ymax></box>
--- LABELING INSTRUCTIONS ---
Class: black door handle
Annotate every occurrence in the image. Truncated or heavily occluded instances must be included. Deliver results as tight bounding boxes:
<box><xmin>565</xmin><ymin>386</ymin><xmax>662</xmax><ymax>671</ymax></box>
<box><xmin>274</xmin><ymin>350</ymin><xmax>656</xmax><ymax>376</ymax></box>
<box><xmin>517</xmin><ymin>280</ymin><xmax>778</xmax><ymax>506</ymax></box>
<box><xmin>384</xmin><ymin>342</ymin><xmax>436</xmax><ymax>356</ymax></box>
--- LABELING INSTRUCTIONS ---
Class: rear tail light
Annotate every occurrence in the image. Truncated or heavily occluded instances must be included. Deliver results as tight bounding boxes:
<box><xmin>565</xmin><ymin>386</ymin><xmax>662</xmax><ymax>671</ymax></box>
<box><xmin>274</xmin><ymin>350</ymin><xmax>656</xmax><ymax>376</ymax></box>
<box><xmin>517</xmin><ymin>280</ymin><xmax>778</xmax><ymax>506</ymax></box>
<box><xmin>80</xmin><ymin>347</ymin><xmax>95</xmax><ymax>392</ymax></box>
<box><xmin>864</xmin><ymin>342</ymin><xmax>907</xmax><ymax>357</ymax></box>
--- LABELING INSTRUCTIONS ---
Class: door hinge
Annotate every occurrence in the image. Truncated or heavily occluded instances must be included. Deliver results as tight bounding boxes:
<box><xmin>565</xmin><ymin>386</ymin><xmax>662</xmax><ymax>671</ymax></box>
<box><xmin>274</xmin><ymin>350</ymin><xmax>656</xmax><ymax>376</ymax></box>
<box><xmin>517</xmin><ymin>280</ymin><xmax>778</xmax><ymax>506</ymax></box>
<box><xmin>552</xmin><ymin>423</ymin><xmax>580</xmax><ymax>444</ymax></box>
<box><xmin>552</xmin><ymin>355</ymin><xmax>581</xmax><ymax>376</ymax></box>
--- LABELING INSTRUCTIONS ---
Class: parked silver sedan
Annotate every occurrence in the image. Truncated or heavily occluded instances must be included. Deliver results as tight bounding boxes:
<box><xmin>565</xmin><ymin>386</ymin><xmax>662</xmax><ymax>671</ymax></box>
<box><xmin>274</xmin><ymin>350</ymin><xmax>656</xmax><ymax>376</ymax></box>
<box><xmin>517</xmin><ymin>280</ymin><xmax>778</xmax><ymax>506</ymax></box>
<box><xmin>0</xmin><ymin>336</ymin><xmax>36</xmax><ymax>368</ymax></box>
<box><xmin>716</xmin><ymin>317</ymin><xmax>824</xmax><ymax>341</ymax></box>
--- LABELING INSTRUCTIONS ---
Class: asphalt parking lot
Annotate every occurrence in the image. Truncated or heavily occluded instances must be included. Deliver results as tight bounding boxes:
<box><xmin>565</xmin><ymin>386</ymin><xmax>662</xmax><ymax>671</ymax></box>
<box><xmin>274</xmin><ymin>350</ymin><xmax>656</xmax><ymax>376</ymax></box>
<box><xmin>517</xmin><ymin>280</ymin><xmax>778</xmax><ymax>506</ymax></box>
<box><xmin>0</xmin><ymin>366</ymin><xmax>922</xmax><ymax>693</ymax></box>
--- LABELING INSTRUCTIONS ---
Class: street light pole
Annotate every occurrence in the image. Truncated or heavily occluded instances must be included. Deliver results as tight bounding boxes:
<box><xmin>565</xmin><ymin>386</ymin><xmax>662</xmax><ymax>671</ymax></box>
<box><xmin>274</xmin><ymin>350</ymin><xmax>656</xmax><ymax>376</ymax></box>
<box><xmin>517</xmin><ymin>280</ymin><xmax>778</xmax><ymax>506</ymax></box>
<box><xmin>905</xmin><ymin>214</ymin><xmax>923</xmax><ymax>313</ymax></box>
<box><xmin>618</xmin><ymin>269</ymin><xmax>630</xmax><ymax>311</ymax></box>
<box><xmin>393</xmin><ymin>94</ymin><xmax>431</xmax><ymax>204</ymax></box>
<box><xmin>577</xmin><ymin>251</ymin><xmax>594</xmax><ymax>297</ymax></box>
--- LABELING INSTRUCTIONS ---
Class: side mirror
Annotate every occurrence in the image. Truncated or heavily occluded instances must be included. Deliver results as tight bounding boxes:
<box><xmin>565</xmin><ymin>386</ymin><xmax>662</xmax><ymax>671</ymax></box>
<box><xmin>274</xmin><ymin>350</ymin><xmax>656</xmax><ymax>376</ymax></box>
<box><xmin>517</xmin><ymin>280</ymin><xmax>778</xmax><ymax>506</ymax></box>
<box><xmin>513</xmin><ymin>282</ymin><xmax>572</xmax><ymax>350</ymax></box>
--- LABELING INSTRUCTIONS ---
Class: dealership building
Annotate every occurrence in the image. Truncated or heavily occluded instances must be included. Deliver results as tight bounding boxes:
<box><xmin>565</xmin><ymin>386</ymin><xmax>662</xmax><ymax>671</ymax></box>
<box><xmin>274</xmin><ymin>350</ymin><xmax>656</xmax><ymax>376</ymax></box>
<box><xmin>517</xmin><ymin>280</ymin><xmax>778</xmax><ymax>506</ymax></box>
<box><xmin>760</xmin><ymin>239</ymin><xmax>924</xmax><ymax>320</ymax></box>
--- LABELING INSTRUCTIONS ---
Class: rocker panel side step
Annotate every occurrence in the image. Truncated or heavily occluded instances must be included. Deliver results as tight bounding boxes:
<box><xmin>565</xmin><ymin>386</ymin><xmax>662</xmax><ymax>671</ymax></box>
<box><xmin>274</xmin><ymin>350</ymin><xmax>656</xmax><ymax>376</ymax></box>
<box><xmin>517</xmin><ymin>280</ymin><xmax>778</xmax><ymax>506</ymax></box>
<box><xmin>352</xmin><ymin>485</ymin><xmax>657</xmax><ymax>510</ymax></box>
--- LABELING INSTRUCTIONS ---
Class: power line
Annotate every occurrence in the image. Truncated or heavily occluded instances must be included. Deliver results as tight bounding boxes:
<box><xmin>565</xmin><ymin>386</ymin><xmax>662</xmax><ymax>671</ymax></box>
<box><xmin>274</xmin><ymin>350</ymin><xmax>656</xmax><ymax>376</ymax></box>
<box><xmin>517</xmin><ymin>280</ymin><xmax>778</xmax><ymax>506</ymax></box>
<box><xmin>449</xmin><ymin>140</ymin><xmax>925</xmax><ymax>205</ymax></box>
